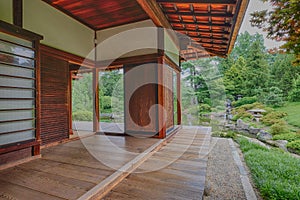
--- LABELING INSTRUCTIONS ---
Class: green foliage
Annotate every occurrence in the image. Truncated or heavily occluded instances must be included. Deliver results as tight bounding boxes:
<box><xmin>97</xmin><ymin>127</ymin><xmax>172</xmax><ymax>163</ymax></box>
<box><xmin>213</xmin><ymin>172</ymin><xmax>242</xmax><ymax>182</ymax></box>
<box><xmin>199</xmin><ymin>104</ymin><xmax>211</xmax><ymax>113</ymax></box>
<box><xmin>287</xmin><ymin>140</ymin><xmax>300</xmax><ymax>154</ymax></box>
<box><xmin>100</xmin><ymin>96</ymin><xmax>112</xmax><ymax>110</ymax></box>
<box><xmin>261</xmin><ymin>111</ymin><xmax>287</xmax><ymax>126</ymax></box>
<box><xmin>269</xmin><ymin>121</ymin><xmax>289</xmax><ymax>135</ymax></box>
<box><xmin>72</xmin><ymin>110</ymin><xmax>93</xmax><ymax>121</ymax></box>
<box><xmin>273</xmin><ymin>133</ymin><xmax>300</xmax><ymax>142</ymax></box>
<box><xmin>232</xmin><ymin>96</ymin><xmax>258</xmax><ymax>107</ymax></box>
<box><xmin>232</xmin><ymin>111</ymin><xmax>253</xmax><ymax>121</ymax></box>
<box><xmin>263</xmin><ymin>87</ymin><xmax>284</xmax><ymax>107</ymax></box>
<box><xmin>288</xmin><ymin>76</ymin><xmax>300</xmax><ymax>102</ymax></box>
<box><xmin>236</xmin><ymin>137</ymin><xmax>300</xmax><ymax>200</ymax></box>
<box><xmin>250</xmin><ymin>0</ymin><xmax>300</xmax><ymax>64</ymax></box>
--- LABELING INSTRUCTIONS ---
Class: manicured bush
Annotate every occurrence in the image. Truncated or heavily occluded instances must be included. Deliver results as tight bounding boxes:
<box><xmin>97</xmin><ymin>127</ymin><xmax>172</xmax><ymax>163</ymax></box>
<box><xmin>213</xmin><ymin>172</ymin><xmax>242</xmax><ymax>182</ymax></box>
<box><xmin>261</xmin><ymin>111</ymin><xmax>287</xmax><ymax>126</ymax></box>
<box><xmin>232</xmin><ymin>96</ymin><xmax>257</xmax><ymax>107</ymax></box>
<box><xmin>269</xmin><ymin>121</ymin><xmax>289</xmax><ymax>135</ymax></box>
<box><xmin>72</xmin><ymin>110</ymin><xmax>93</xmax><ymax>121</ymax></box>
<box><xmin>232</xmin><ymin>110</ymin><xmax>253</xmax><ymax>121</ymax></box>
<box><xmin>199</xmin><ymin>103</ymin><xmax>211</xmax><ymax>113</ymax></box>
<box><xmin>236</xmin><ymin>137</ymin><xmax>300</xmax><ymax>200</ymax></box>
<box><xmin>287</xmin><ymin>140</ymin><xmax>300</xmax><ymax>154</ymax></box>
<box><xmin>273</xmin><ymin>133</ymin><xmax>300</xmax><ymax>142</ymax></box>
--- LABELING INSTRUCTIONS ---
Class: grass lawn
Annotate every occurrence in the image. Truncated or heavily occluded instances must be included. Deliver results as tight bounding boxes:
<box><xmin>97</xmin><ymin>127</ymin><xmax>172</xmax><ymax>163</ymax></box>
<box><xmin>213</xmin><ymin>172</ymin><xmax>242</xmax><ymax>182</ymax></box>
<box><xmin>275</xmin><ymin>102</ymin><xmax>300</xmax><ymax>128</ymax></box>
<box><xmin>236</xmin><ymin>137</ymin><xmax>300</xmax><ymax>200</ymax></box>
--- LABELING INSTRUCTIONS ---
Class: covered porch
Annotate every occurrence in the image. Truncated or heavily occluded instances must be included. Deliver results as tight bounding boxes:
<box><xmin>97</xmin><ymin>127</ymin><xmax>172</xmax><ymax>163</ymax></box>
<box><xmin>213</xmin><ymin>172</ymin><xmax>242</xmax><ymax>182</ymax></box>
<box><xmin>0</xmin><ymin>126</ymin><xmax>211</xmax><ymax>200</ymax></box>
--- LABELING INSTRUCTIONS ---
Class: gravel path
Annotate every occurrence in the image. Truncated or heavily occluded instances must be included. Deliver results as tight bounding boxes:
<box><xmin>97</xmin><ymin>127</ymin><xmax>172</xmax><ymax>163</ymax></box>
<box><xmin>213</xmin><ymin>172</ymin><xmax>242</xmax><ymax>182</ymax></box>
<box><xmin>203</xmin><ymin>137</ymin><xmax>256</xmax><ymax>200</ymax></box>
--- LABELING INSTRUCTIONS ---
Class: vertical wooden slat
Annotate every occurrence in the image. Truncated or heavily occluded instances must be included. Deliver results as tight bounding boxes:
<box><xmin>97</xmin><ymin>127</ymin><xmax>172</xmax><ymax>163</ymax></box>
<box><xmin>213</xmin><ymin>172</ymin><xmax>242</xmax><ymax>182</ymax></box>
<box><xmin>176</xmin><ymin>72</ymin><xmax>181</xmax><ymax>125</ymax></box>
<box><xmin>157</xmin><ymin>57</ymin><xmax>166</xmax><ymax>138</ymax></box>
<box><xmin>33</xmin><ymin>39</ymin><xmax>41</xmax><ymax>156</ymax></box>
<box><xmin>68</xmin><ymin>70</ymin><xmax>73</xmax><ymax>135</ymax></box>
<box><xmin>93</xmin><ymin>68</ymin><xmax>100</xmax><ymax>132</ymax></box>
<box><xmin>13</xmin><ymin>0</ymin><xmax>23</xmax><ymax>27</ymax></box>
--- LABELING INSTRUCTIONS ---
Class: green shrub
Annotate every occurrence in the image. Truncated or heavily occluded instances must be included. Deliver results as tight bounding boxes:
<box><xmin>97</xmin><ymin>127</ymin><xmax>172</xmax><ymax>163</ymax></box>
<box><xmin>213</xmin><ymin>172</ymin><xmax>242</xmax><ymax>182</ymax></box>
<box><xmin>232</xmin><ymin>96</ymin><xmax>257</xmax><ymax>107</ymax></box>
<box><xmin>232</xmin><ymin>110</ymin><xmax>253</xmax><ymax>121</ymax></box>
<box><xmin>270</xmin><ymin>121</ymin><xmax>289</xmax><ymax>135</ymax></box>
<box><xmin>72</xmin><ymin>110</ymin><xmax>93</xmax><ymax>121</ymax></box>
<box><xmin>273</xmin><ymin>133</ymin><xmax>300</xmax><ymax>142</ymax></box>
<box><xmin>287</xmin><ymin>140</ymin><xmax>300</xmax><ymax>154</ymax></box>
<box><xmin>261</xmin><ymin>111</ymin><xmax>287</xmax><ymax>126</ymax></box>
<box><xmin>100</xmin><ymin>96</ymin><xmax>112</xmax><ymax>110</ymax></box>
<box><xmin>236</xmin><ymin>137</ymin><xmax>300</xmax><ymax>200</ymax></box>
<box><xmin>199</xmin><ymin>104</ymin><xmax>211</xmax><ymax>113</ymax></box>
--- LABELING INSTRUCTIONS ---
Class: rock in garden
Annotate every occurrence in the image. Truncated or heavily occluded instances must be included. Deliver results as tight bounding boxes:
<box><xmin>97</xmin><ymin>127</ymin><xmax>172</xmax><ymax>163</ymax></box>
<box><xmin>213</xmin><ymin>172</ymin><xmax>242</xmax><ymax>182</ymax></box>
<box><xmin>249</xmin><ymin>126</ymin><xmax>260</xmax><ymax>135</ymax></box>
<box><xmin>257</xmin><ymin>130</ymin><xmax>273</xmax><ymax>141</ymax></box>
<box><xmin>274</xmin><ymin>140</ymin><xmax>288</xmax><ymax>152</ymax></box>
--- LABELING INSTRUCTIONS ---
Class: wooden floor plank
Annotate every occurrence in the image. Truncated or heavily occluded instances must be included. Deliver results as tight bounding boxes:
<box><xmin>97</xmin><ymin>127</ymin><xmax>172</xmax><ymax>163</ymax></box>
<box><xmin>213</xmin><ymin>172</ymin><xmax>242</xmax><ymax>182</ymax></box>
<box><xmin>0</xmin><ymin>181</ymin><xmax>64</xmax><ymax>200</ymax></box>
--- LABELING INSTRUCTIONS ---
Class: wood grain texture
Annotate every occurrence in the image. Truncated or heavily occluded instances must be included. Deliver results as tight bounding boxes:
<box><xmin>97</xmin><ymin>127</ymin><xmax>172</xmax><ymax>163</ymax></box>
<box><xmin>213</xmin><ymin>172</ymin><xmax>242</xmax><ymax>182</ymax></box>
<box><xmin>43</xmin><ymin>0</ymin><xmax>149</xmax><ymax>30</ymax></box>
<box><xmin>40</xmin><ymin>53</ymin><xmax>69</xmax><ymax>145</ymax></box>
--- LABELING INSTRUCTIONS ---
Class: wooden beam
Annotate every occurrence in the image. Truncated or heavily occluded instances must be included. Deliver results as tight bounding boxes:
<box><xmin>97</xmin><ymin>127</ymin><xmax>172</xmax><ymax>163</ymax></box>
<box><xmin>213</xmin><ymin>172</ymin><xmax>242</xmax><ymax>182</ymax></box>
<box><xmin>194</xmin><ymin>41</ymin><xmax>228</xmax><ymax>47</ymax></box>
<box><xmin>135</xmin><ymin>0</ymin><xmax>172</xmax><ymax>29</ymax></box>
<box><xmin>93</xmin><ymin>68</ymin><xmax>100</xmax><ymax>132</ymax></box>
<box><xmin>40</xmin><ymin>45</ymin><xmax>95</xmax><ymax>68</ymax></box>
<box><xmin>164</xmin><ymin>11</ymin><xmax>234</xmax><ymax>18</ymax></box>
<box><xmin>13</xmin><ymin>0</ymin><xmax>23</xmax><ymax>27</ymax></box>
<box><xmin>157</xmin><ymin>0</ymin><xmax>237</xmax><ymax>4</ymax></box>
<box><xmin>185</xmin><ymin>35</ymin><xmax>229</xmax><ymax>41</ymax></box>
<box><xmin>176</xmin><ymin>29</ymin><xmax>230</xmax><ymax>35</ymax></box>
<box><xmin>157</xmin><ymin>57</ymin><xmax>166</xmax><ymax>139</ymax></box>
<box><xmin>170</xmin><ymin>21</ymin><xmax>232</xmax><ymax>27</ymax></box>
<box><xmin>176</xmin><ymin>72</ymin><xmax>181</xmax><ymax>125</ymax></box>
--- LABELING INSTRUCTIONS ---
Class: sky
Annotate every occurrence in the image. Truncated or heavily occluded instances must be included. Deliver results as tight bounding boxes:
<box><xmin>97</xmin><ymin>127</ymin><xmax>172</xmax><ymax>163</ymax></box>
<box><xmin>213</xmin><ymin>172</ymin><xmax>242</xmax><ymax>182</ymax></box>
<box><xmin>238</xmin><ymin>0</ymin><xmax>284</xmax><ymax>49</ymax></box>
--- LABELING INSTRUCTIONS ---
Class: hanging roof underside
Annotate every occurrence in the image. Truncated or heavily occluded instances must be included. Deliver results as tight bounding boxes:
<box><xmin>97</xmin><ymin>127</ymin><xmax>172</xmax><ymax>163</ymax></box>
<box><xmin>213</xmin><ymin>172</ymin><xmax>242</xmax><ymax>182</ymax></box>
<box><xmin>43</xmin><ymin>0</ymin><xmax>248</xmax><ymax>60</ymax></box>
<box><xmin>157</xmin><ymin>0</ymin><xmax>249</xmax><ymax>60</ymax></box>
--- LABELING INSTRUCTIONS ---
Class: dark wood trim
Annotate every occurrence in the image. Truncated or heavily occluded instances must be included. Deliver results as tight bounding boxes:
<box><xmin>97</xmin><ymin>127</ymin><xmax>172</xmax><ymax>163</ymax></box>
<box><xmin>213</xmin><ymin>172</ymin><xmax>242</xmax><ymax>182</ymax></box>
<box><xmin>0</xmin><ymin>140</ymin><xmax>40</xmax><ymax>155</ymax></box>
<box><xmin>34</xmin><ymin>40</ymin><xmax>41</xmax><ymax>151</ymax></box>
<box><xmin>40</xmin><ymin>44</ymin><xmax>95</xmax><ymax>68</ymax></box>
<box><xmin>169</xmin><ymin>21</ymin><xmax>232</xmax><ymax>27</ymax></box>
<box><xmin>0</xmin><ymin>108</ymin><xmax>35</xmax><ymax>112</ymax></box>
<box><xmin>157</xmin><ymin>56</ymin><xmax>166</xmax><ymax>139</ymax></box>
<box><xmin>13</xmin><ymin>0</ymin><xmax>23</xmax><ymax>27</ymax></box>
<box><xmin>68</xmin><ymin>70</ymin><xmax>73</xmax><ymax>135</ymax></box>
<box><xmin>0</xmin><ymin>20</ymin><xmax>43</xmax><ymax>41</ymax></box>
<box><xmin>93</xmin><ymin>68</ymin><xmax>100</xmax><ymax>132</ymax></box>
<box><xmin>176</xmin><ymin>72</ymin><xmax>181</xmax><ymax>125</ymax></box>
<box><xmin>0</xmin><ymin>118</ymin><xmax>35</xmax><ymax>124</ymax></box>
<box><xmin>163</xmin><ymin>54</ymin><xmax>181</xmax><ymax>73</ymax></box>
<box><xmin>157</xmin><ymin>0</ymin><xmax>236</xmax><ymax>4</ymax></box>
<box><xmin>96</xmin><ymin>53</ymin><xmax>160</xmax><ymax>68</ymax></box>
<box><xmin>0</xmin><ymin>128</ymin><xmax>35</xmax><ymax>136</ymax></box>
<box><xmin>164</xmin><ymin>11</ymin><xmax>234</xmax><ymax>18</ymax></box>
<box><xmin>175</xmin><ymin>29</ymin><xmax>230</xmax><ymax>35</ymax></box>
<box><xmin>135</xmin><ymin>0</ymin><xmax>172</xmax><ymax>29</ymax></box>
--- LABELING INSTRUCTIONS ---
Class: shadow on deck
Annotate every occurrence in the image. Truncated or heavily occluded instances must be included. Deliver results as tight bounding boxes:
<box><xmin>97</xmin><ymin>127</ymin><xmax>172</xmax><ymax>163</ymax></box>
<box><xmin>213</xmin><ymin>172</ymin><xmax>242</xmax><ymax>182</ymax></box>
<box><xmin>0</xmin><ymin>126</ymin><xmax>211</xmax><ymax>200</ymax></box>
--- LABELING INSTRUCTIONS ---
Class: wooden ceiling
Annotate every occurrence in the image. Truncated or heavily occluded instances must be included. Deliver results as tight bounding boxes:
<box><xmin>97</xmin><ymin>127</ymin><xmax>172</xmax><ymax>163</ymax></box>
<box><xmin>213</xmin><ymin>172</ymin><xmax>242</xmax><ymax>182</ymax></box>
<box><xmin>157</xmin><ymin>0</ymin><xmax>247</xmax><ymax>59</ymax></box>
<box><xmin>42</xmin><ymin>0</ymin><xmax>248</xmax><ymax>60</ymax></box>
<box><xmin>43</xmin><ymin>0</ymin><xmax>149</xmax><ymax>30</ymax></box>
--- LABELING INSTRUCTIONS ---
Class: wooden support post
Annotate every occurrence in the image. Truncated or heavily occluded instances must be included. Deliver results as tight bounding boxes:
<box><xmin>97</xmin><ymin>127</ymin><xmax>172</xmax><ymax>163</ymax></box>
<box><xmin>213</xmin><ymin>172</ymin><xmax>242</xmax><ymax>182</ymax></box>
<box><xmin>68</xmin><ymin>70</ymin><xmax>73</xmax><ymax>135</ymax></box>
<box><xmin>34</xmin><ymin>40</ymin><xmax>41</xmax><ymax>155</ymax></box>
<box><xmin>93</xmin><ymin>68</ymin><xmax>100</xmax><ymax>132</ymax></box>
<box><xmin>157</xmin><ymin>57</ymin><xmax>166</xmax><ymax>138</ymax></box>
<box><xmin>13</xmin><ymin>0</ymin><xmax>23</xmax><ymax>27</ymax></box>
<box><xmin>176</xmin><ymin>72</ymin><xmax>181</xmax><ymax>125</ymax></box>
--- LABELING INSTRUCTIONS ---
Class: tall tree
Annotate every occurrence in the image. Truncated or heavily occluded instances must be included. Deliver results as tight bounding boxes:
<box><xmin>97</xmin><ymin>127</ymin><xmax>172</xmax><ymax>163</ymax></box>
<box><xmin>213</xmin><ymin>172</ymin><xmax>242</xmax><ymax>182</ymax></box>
<box><xmin>250</xmin><ymin>0</ymin><xmax>300</xmax><ymax>63</ymax></box>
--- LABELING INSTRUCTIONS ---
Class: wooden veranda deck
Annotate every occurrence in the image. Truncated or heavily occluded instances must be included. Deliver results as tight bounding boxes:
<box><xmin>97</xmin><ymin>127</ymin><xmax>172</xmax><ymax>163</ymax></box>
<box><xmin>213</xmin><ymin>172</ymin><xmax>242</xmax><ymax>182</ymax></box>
<box><xmin>0</xmin><ymin>126</ymin><xmax>211</xmax><ymax>200</ymax></box>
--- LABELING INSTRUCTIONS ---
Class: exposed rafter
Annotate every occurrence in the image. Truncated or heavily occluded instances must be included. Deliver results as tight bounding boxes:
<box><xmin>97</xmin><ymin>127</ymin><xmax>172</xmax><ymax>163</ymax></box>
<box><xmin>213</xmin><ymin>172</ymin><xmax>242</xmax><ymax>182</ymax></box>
<box><xmin>157</xmin><ymin>0</ymin><xmax>237</xmax><ymax>5</ymax></box>
<box><xmin>170</xmin><ymin>21</ymin><xmax>232</xmax><ymax>27</ymax></box>
<box><xmin>164</xmin><ymin>11</ymin><xmax>234</xmax><ymax>18</ymax></box>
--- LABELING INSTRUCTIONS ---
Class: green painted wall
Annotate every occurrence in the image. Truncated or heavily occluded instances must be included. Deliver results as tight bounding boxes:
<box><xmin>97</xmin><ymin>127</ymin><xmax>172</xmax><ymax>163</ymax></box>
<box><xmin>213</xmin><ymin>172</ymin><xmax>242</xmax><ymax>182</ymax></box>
<box><xmin>96</xmin><ymin>20</ymin><xmax>157</xmax><ymax>61</ymax></box>
<box><xmin>23</xmin><ymin>0</ymin><xmax>94</xmax><ymax>58</ymax></box>
<box><xmin>0</xmin><ymin>0</ymin><xmax>13</xmax><ymax>24</ymax></box>
<box><xmin>164</xmin><ymin>29</ymin><xmax>179</xmax><ymax>66</ymax></box>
